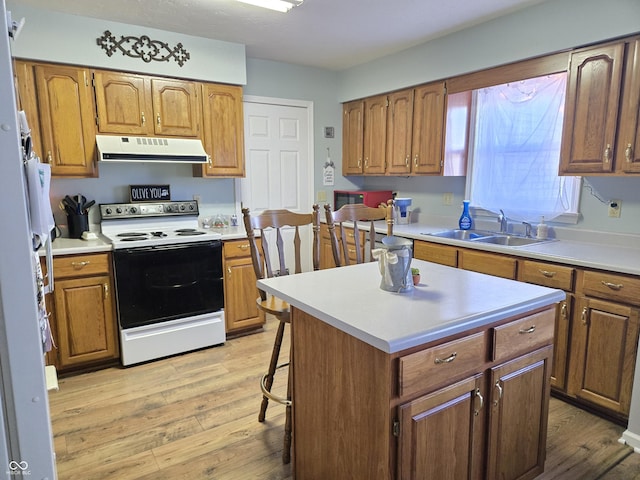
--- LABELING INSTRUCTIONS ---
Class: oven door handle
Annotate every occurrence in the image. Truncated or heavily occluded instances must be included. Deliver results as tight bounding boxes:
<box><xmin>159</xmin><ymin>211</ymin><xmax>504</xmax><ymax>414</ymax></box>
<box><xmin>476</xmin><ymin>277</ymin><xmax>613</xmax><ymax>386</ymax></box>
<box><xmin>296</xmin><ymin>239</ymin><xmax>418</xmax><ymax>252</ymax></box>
<box><xmin>120</xmin><ymin>240</ymin><xmax>221</xmax><ymax>254</ymax></box>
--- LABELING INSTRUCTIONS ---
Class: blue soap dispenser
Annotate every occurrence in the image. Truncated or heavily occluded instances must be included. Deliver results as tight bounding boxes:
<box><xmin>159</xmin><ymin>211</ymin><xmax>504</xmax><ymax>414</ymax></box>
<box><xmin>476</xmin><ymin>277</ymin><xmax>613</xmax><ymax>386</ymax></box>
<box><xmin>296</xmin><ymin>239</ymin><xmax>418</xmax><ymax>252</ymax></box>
<box><xmin>459</xmin><ymin>200</ymin><xmax>473</xmax><ymax>230</ymax></box>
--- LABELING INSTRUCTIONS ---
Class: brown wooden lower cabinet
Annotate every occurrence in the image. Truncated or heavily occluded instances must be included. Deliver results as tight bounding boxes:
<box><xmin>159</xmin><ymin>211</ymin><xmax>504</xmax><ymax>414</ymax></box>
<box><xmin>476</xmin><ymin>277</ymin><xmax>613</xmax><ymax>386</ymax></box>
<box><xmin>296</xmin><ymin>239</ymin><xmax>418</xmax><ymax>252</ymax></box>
<box><xmin>567</xmin><ymin>296</ymin><xmax>640</xmax><ymax>417</ymax></box>
<box><xmin>292</xmin><ymin>306</ymin><xmax>555</xmax><ymax>480</ymax></box>
<box><xmin>222</xmin><ymin>238</ymin><xmax>265</xmax><ymax>334</ymax></box>
<box><xmin>47</xmin><ymin>253</ymin><xmax>119</xmax><ymax>371</ymax></box>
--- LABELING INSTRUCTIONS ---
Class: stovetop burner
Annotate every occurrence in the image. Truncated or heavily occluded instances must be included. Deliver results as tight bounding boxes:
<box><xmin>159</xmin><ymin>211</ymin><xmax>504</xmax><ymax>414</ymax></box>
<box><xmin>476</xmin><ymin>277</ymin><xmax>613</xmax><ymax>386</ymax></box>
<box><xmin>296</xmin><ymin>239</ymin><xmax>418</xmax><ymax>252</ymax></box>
<box><xmin>100</xmin><ymin>201</ymin><xmax>222</xmax><ymax>249</ymax></box>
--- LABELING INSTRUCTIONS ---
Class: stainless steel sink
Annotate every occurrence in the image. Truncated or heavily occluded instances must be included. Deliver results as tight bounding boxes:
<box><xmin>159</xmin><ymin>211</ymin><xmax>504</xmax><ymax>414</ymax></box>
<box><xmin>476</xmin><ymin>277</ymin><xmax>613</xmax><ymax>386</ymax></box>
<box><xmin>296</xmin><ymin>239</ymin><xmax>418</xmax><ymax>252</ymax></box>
<box><xmin>426</xmin><ymin>229</ymin><xmax>494</xmax><ymax>240</ymax></box>
<box><xmin>470</xmin><ymin>235</ymin><xmax>551</xmax><ymax>247</ymax></box>
<box><xmin>425</xmin><ymin>229</ymin><xmax>553</xmax><ymax>247</ymax></box>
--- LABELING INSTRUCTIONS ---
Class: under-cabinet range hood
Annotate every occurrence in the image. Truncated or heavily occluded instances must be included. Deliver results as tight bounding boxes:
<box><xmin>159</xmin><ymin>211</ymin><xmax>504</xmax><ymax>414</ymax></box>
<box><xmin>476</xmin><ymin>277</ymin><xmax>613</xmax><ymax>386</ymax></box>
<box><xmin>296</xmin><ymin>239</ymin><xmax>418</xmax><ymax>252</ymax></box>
<box><xmin>96</xmin><ymin>135</ymin><xmax>208</xmax><ymax>164</ymax></box>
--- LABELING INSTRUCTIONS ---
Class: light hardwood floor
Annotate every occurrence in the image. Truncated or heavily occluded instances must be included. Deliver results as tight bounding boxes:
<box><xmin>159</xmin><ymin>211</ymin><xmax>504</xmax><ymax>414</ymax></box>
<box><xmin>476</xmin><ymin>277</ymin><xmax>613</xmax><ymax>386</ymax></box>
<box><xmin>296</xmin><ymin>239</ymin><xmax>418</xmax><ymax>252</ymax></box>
<box><xmin>49</xmin><ymin>318</ymin><xmax>640</xmax><ymax>479</ymax></box>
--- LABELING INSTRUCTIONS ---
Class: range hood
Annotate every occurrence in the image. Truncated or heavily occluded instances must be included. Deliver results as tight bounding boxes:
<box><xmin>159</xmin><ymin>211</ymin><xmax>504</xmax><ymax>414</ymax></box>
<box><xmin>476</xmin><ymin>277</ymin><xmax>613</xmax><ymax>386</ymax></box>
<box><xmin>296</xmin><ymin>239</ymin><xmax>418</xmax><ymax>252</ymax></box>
<box><xmin>96</xmin><ymin>135</ymin><xmax>208</xmax><ymax>164</ymax></box>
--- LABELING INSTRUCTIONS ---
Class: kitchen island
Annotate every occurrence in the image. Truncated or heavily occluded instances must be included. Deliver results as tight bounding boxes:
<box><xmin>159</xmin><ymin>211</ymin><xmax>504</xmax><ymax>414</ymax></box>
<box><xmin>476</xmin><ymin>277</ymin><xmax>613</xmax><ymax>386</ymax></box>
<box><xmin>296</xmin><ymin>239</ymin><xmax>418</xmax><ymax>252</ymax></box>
<box><xmin>258</xmin><ymin>258</ymin><xmax>566</xmax><ymax>480</ymax></box>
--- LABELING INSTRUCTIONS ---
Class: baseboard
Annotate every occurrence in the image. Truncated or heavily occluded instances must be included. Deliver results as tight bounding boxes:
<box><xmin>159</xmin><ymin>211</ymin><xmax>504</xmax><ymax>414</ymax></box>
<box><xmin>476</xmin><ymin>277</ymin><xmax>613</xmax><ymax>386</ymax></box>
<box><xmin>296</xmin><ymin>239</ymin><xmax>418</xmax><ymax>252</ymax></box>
<box><xmin>620</xmin><ymin>430</ymin><xmax>640</xmax><ymax>453</ymax></box>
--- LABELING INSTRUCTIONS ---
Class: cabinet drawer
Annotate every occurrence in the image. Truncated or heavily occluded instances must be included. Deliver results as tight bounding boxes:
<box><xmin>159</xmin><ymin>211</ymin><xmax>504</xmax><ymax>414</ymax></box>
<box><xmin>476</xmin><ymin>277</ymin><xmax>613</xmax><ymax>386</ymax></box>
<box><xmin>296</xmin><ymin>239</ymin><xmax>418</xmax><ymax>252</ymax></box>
<box><xmin>492</xmin><ymin>309</ymin><xmax>555</xmax><ymax>362</ymax></box>
<box><xmin>458</xmin><ymin>249</ymin><xmax>517</xmax><ymax>279</ymax></box>
<box><xmin>223</xmin><ymin>239</ymin><xmax>253</xmax><ymax>259</ymax></box>
<box><xmin>519</xmin><ymin>260</ymin><xmax>575</xmax><ymax>291</ymax></box>
<box><xmin>398</xmin><ymin>332</ymin><xmax>486</xmax><ymax>398</ymax></box>
<box><xmin>580</xmin><ymin>270</ymin><xmax>640</xmax><ymax>307</ymax></box>
<box><xmin>414</xmin><ymin>241</ymin><xmax>457</xmax><ymax>267</ymax></box>
<box><xmin>53</xmin><ymin>253</ymin><xmax>110</xmax><ymax>278</ymax></box>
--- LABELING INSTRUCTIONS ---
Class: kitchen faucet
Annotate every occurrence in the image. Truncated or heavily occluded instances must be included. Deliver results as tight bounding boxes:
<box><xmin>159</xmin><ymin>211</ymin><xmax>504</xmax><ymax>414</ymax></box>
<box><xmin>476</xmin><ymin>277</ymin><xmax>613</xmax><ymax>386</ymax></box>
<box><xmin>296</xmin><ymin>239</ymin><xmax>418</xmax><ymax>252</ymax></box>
<box><xmin>522</xmin><ymin>221</ymin><xmax>533</xmax><ymax>238</ymax></box>
<box><xmin>498</xmin><ymin>209</ymin><xmax>508</xmax><ymax>233</ymax></box>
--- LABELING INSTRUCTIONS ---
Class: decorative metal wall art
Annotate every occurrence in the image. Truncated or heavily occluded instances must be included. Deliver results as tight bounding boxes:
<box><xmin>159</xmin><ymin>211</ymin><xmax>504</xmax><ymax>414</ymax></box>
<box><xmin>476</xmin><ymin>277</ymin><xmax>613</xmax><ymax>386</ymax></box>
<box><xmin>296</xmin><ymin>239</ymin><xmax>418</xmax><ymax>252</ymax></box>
<box><xmin>97</xmin><ymin>30</ymin><xmax>190</xmax><ymax>67</ymax></box>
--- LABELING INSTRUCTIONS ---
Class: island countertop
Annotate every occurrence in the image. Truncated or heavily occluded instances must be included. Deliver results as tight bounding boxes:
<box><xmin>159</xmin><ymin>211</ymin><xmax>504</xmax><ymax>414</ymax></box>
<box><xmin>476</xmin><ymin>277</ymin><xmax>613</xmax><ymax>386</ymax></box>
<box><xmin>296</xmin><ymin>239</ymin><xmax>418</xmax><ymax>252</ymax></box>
<box><xmin>257</xmin><ymin>258</ymin><xmax>566</xmax><ymax>354</ymax></box>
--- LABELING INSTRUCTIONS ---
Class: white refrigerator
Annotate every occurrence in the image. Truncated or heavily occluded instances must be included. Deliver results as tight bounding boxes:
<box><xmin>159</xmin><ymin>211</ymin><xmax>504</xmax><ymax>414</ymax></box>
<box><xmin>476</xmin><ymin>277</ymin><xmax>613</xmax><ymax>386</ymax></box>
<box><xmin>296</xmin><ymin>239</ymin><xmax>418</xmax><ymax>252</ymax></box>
<box><xmin>0</xmin><ymin>1</ymin><xmax>57</xmax><ymax>478</ymax></box>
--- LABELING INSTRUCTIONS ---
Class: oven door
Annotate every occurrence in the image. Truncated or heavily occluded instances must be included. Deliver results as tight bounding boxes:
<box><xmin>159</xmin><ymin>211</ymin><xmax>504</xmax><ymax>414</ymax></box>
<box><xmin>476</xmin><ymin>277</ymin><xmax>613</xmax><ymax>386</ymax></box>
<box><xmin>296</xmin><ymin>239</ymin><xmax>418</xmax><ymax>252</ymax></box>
<box><xmin>113</xmin><ymin>240</ymin><xmax>223</xmax><ymax>329</ymax></box>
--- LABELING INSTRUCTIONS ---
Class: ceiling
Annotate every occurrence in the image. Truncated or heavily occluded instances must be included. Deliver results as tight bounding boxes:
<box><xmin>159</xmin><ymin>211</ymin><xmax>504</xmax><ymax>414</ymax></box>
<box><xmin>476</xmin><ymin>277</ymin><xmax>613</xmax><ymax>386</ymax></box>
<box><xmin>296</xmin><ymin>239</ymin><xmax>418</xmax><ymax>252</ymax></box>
<box><xmin>12</xmin><ymin>0</ymin><xmax>548</xmax><ymax>70</ymax></box>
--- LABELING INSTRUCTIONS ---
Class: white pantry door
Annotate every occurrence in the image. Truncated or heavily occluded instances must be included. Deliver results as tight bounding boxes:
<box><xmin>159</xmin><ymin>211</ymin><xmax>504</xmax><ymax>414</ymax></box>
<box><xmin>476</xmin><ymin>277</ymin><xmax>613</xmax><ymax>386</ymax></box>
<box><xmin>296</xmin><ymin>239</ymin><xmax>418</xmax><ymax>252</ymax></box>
<box><xmin>239</xmin><ymin>96</ymin><xmax>315</xmax><ymax>272</ymax></box>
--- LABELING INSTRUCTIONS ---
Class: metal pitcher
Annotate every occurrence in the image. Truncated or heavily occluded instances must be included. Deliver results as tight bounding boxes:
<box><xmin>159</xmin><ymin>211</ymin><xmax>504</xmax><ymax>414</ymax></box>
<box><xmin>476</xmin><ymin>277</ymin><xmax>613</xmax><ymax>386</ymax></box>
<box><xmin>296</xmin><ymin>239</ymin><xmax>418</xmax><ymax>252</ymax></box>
<box><xmin>372</xmin><ymin>236</ymin><xmax>413</xmax><ymax>293</ymax></box>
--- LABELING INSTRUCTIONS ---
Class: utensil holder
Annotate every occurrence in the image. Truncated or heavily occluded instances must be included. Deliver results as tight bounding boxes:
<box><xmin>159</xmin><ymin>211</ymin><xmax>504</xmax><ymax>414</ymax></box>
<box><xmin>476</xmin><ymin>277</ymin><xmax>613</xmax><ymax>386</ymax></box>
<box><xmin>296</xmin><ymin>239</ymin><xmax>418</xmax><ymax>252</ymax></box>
<box><xmin>67</xmin><ymin>213</ymin><xmax>89</xmax><ymax>239</ymax></box>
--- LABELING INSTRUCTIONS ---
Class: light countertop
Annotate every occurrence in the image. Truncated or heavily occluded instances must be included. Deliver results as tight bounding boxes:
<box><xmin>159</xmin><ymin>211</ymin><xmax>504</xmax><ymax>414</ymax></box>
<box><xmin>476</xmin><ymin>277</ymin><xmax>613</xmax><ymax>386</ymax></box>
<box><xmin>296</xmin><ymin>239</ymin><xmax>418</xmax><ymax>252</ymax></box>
<box><xmin>42</xmin><ymin>226</ymin><xmax>249</xmax><ymax>256</ymax></box>
<box><xmin>258</xmin><ymin>259</ymin><xmax>565</xmax><ymax>354</ymax></box>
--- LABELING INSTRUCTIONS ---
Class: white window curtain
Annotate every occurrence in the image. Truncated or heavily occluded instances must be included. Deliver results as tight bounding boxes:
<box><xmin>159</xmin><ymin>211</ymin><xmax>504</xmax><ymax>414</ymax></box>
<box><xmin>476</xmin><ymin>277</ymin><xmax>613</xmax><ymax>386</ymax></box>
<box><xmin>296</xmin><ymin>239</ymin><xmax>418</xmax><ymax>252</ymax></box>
<box><xmin>468</xmin><ymin>72</ymin><xmax>576</xmax><ymax>223</ymax></box>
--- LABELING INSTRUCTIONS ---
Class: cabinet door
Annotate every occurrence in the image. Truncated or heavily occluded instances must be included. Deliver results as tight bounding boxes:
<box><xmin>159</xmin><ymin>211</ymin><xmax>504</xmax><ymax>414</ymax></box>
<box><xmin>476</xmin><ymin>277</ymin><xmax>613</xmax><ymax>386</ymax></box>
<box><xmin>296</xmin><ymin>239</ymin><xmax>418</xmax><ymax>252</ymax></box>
<box><xmin>93</xmin><ymin>71</ymin><xmax>152</xmax><ymax>135</ymax></box>
<box><xmin>568</xmin><ymin>297</ymin><xmax>639</xmax><ymax>416</ymax></box>
<box><xmin>617</xmin><ymin>37</ymin><xmax>640</xmax><ymax>173</ymax></box>
<box><xmin>53</xmin><ymin>275</ymin><xmax>119</xmax><ymax>367</ymax></box>
<box><xmin>13</xmin><ymin>60</ymin><xmax>43</xmax><ymax>159</ymax></box>
<box><xmin>363</xmin><ymin>94</ymin><xmax>387</xmax><ymax>174</ymax></box>
<box><xmin>35</xmin><ymin>64</ymin><xmax>97</xmax><ymax>177</ymax></box>
<box><xmin>386</xmin><ymin>89</ymin><xmax>414</xmax><ymax>175</ymax></box>
<box><xmin>412</xmin><ymin>82</ymin><xmax>446</xmax><ymax>174</ymax></box>
<box><xmin>196</xmin><ymin>83</ymin><xmax>245</xmax><ymax>177</ymax></box>
<box><xmin>223</xmin><ymin>240</ymin><xmax>264</xmax><ymax>333</ymax></box>
<box><xmin>320</xmin><ymin>224</ymin><xmax>339</xmax><ymax>269</ymax></box>
<box><xmin>397</xmin><ymin>375</ymin><xmax>485</xmax><ymax>480</ymax></box>
<box><xmin>342</xmin><ymin>100</ymin><xmax>364</xmax><ymax>175</ymax></box>
<box><xmin>550</xmin><ymin>295</ymin><xmax>572</xmax><ymax>391</ymax></box>
<box><xmin>559</xmin><ymin>43</ymin><xmax>625</xmax><ymax>174</ymax></box>
<box><xmin>151</xmin><ymin>78</ymin><xmax>202</xmax><ymax>137</ymax></box>
<box><xmin>487</xmin><ymin>346</ymin><xmax>552</xmax><ymax>480</ymax></box>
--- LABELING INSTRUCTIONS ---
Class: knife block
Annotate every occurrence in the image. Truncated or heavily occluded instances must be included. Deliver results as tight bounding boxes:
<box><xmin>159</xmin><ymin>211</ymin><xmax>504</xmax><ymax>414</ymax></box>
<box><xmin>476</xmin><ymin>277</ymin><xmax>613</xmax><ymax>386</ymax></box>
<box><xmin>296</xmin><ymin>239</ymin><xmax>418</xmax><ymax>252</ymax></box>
<box><xmin>67</xmin><ymin>213</ymin><xmax>89</xmax><ymax>239</ymax></box>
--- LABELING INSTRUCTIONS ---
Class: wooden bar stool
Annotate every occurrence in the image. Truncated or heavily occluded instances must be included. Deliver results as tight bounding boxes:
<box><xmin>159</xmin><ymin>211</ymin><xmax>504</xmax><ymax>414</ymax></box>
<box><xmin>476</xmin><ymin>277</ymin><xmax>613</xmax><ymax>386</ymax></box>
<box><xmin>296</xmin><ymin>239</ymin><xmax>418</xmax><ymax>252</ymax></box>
<box><xmin>324</xmin><ymin>200</ymin><xmax>394</xmax><ymax>267</ymax></box>
<box><xmin>242</xmin><ymin>205</ymin><xmax>320</xmax><ymax>464</ymax></box>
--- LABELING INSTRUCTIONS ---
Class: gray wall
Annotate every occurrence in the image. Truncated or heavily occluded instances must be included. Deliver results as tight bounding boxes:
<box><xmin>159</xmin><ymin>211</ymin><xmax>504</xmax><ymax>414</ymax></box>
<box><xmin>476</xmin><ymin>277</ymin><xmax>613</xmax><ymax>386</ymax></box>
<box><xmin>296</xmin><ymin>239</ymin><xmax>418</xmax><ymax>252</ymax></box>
<box><xmin>7</xmin><ymin>0</ymin><xmax>640</xmax><ymax>235</ymax></box>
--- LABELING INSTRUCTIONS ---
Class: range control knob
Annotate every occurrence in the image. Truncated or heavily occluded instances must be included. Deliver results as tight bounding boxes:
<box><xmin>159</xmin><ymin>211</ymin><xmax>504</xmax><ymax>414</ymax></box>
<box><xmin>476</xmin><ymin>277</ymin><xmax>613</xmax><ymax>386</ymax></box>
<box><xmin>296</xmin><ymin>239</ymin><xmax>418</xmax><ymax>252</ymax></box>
<box><xmin>116</xmin><ymin>207</ymin><xmax>122</xmax><ymax>214</ymax></box>
<box><xmin>179</xmin><ymin>204</ymin><xmax>186</xmax><ymax>211</ymax></box>
<box><xmin>130</xmin><ymin>207</ymin><xmax>137</xmax><ymax>214</ymax></box>
<box><xmin>105</xmin><ymin>208</ymin><xmax>112</xmax><ymax>215</ymax></box>
<box><xmin>188</xmin><ymin>204</ymin><xmax>195</xmax><ymax>210</ymax></box>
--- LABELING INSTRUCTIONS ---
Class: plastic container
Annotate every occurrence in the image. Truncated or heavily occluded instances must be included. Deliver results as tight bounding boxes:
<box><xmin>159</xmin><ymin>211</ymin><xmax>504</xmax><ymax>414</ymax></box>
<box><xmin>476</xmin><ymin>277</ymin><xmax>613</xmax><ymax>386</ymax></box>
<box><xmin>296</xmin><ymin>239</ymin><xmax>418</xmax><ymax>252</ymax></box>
<box><xmin>394</xmin><ymin>198</ymin><xmax>412</xmax><ymax>224</ymax></box>
<box><xmin>458</xmin><ymin>200</ymin><xmax>473</xmax><ymax>230</ymax></box>
<box><xmin>536</xmin><ymin>216</ymin><xmax>548</xmax><ymax>240</ymax></box>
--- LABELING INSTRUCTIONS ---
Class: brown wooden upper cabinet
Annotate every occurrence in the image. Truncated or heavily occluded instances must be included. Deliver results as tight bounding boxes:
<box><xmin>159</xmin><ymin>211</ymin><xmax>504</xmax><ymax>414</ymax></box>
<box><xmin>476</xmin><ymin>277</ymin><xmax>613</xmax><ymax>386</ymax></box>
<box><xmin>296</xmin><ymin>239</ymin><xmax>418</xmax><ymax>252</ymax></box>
<box><xmin>194</xmin><ymin>83</ymin><xmax>245</xmax><ymax>177</ymax></box>
<box><xmin>93</xmin><ymin>71</ymin><xmax>202</xmax><ymax>138</ymax></box>
<box><xmin>342</xmin><ymin>100</ymin><xmax>365</xmax><ymax>174</ymax></box>
<box><xmin>342</xmin><ymin>81</ymin><xmax>446</xmax><ymax>176</ymax></box>
<box><xmin>35</xmin><ymin>64</ymin><xmax>97</xmax><ymax>177</ymax></box>
<box><xmin>560</xmin><ymin>37</ymin><xmax>640</xmax><ymax>175</ymax></box>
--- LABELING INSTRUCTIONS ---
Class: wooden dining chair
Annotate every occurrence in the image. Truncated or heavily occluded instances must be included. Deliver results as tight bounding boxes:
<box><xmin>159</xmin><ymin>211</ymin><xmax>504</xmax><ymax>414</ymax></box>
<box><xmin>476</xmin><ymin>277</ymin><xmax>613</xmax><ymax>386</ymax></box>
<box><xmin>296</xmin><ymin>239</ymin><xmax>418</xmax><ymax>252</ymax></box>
<box><xmin>241</xmin><ymin>205</ymin><xmax>320</xmax><ymax>464</ymax></box>
<box><xmin>324</xmin><ymin>200</ymin><xmax>394</xmax><ymax>267</ymax></box>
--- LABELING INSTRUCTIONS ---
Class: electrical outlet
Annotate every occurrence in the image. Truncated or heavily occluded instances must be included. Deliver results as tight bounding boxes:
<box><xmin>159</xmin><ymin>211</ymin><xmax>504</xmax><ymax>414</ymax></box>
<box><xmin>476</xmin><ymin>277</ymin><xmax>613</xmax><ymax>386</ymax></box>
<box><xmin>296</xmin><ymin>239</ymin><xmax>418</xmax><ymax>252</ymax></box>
<box><xmin>317</xmin><ymin>190</ymin><xmax>327</xmax><ymax>202</ymax></box>
<box><xmin>193</xmin><ymin>194</ymin><xmax>202</xmax><ymax>204</ymax></box>
<box><xmin>443</xmin><ymin>193</ymin><xmax>453</xmax><ymax>206</ymax></box>
<box><xmin>608</xmin><ymin>200</ymin><xmax>621</xmax><ymax>218</ymax></box>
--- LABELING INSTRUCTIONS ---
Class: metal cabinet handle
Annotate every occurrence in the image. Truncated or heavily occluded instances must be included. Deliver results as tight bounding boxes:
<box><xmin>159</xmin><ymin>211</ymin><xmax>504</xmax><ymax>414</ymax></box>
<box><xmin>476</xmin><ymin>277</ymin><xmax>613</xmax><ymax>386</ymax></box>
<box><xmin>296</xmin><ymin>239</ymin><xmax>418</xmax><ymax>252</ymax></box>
<box><xmin>434</xmin><ymin>352</ymin><xmax>457</xmax><ymax>364</ymax></box>
<box><xmin>560</xmin><ymin>301</ymin><xmax>567</xmax><ymax>320</ymax></box>
<box><xmin>581</xmin><ymin>306</ymin><xmax>588</xmax><ymax>325</ymax></box>
<box><xmin>601</xmin><ymin>280</ymin><xmax>623</xmax><ymax>291</ymax></box>
<box><xmin>474</xmin><ymin>388</ymin><xmax>484</xmax><ymax>416</ymax></box>
<box><xmin>227</xmin><ymin>267</ymin><xmax>232</xmax><ymax>277</ymax></box>
<box><xmin>604</xmin><ymin>144</ymin><xmax>612</xmax><ymax>163</ymax></box>
<box><xmin>493</xmin><ymin>381</ymin><xmax>503</xmax><ymax>406</ymax></box>
<box><xmin>46</xmin><ymin>151</ymin><xmax>52</xmax><ymax>163</ymax></box>
<box><xmin>405</xmin><ymin>155</ymin><xmax>409</xmax><ymax>167</ymax></box>
<box><xmin>156</xmin><ymin>113</ymin><xmax>161</xmax><ymax>126</ymax></box>
<box><xmin>625</xmin><ymin>143</ymin><xmax>633</xmax><ymax>162</ymax></box>
<box><xmin>414</xmin><ymin>154</ymin><xmax>418</xmax><ymax>167</ymax></box>
<box><xmin>141</xmin><ymin>112</ymin><xmax>146</xmax><ymax>125</ymax></box>
<box><xmin>518</xmin><ymin>325</ymin><xmax>536</xmax><ymax>334</ymax></box>
<box><xmin>103</xmin><ymin>283</ymin><xmax>109</xmax><ymax>298</ymax></box>
<box><xmin>71</xmin><ymin>260</ymin><xmax>90</xmax><ymax>269</ymax></box>
<box><xmin>538</xmin><ymin>269</ymin><xmax>556</xmax><ymax>278</ymax></box>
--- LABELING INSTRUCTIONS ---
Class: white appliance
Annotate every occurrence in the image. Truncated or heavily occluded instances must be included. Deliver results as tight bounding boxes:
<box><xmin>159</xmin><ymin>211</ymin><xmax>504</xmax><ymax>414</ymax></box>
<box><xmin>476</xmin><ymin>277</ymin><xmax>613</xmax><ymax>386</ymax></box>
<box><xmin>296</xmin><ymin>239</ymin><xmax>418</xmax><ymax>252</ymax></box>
<box><xmin>96</xmin><ymin>134</ymin><xmax>208</xmax><ymax>163</ymax></box>
<box><xmin>0</xmin><ymin>3</ymin><xmax>57</xmax><ymax>477</ymax></box>
<box><xmin>100</xmin><ymin>201</ymin><xmax>226</xmax><ymax>366</ymax></box>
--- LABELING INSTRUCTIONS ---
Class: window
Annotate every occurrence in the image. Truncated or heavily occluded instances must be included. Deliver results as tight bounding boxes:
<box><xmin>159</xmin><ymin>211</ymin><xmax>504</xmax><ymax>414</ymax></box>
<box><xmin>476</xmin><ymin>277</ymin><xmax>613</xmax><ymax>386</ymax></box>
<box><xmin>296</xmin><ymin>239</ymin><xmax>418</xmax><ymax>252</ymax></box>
<box><xmin>463</xmin><ymin>73</ymin><xmax>580</xmax><ymax>223</ymax></box>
